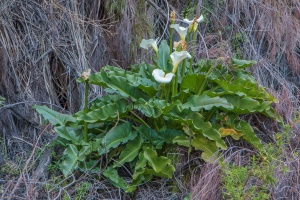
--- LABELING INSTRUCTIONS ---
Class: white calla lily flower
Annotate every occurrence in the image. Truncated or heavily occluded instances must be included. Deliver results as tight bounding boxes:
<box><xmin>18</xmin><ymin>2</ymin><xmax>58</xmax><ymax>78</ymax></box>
<box><xmin>152</xmin><ymin>69</ymin><xmax>174</xmax><ymax>83</ymax></box>
<box><xmin>183</xmin><ymin>15</ymin><xmax>204</xmax><ymax>32</ymax></box>
<box><xmin>171</xmin><ymin>51</ymin><xmax>192</xmax><ymax>73</ymax></box>
<box><xmin>170</xmin><ymin>24</ymin><xmax>188</xmax><ymax>41</ymax></box>
<box><xmin>140</xmin><ymin>38</ymin><xmax>158</xmax><ymax>53</ymax></box>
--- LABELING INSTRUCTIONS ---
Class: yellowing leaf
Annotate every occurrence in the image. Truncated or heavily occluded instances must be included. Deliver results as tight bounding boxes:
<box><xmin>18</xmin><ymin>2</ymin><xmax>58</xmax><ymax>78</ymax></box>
<box><xmin>219</xmin><ymin>128</ymin><xmax>243</xmax><ymax>140</ymax></box>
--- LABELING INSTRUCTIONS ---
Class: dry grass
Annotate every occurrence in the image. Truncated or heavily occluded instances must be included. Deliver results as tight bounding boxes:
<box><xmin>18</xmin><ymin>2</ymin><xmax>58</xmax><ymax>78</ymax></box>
<box><xmin>0</xmin><ymin>0</ymin><xmax>299</xmax><ymax>199</ymax></box>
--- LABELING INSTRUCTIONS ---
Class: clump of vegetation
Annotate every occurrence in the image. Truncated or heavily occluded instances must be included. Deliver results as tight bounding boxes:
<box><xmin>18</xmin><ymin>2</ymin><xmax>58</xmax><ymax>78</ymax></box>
<box><xmin>34</xmin><ymin>11</ymin><xmax>280</xmax><ymax>193</ymax></box>
<box><xmin>221</xmin><ymin>125</ymin><xmax>290</xmax><ymax>200</ymax></box>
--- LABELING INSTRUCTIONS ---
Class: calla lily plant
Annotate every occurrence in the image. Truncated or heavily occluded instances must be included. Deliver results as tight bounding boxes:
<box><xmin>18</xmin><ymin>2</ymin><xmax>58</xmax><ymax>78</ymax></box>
<box><xmin>34</xmin><ymin>10</ymin><xmax>281</xmax><ymax>194</ymax></box>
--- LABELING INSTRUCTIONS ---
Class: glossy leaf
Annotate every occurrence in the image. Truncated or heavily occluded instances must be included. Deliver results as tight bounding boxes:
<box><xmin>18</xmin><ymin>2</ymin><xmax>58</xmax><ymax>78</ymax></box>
<box><xmin>89</xmin><ymin>69</ymin><xmax>149</xmax><ymax>101</ymax></box>
<box><xmin>181</xmin><ymin>74</ymin><xmax>206</xmax><ymax>94</ymax></box>
<box><xmin>134</xmin><ymin>98</ymin><xmax>167</xmax><ymax>118</ymax></box>
<box><xmin>60</xmin><ymin>144</ymin><xmax>89</xmax><ymax>177</ymax></box>
<box><xmin>183</xmin><ymin>95</ymin><xmax>233</xmax><ymax>111</ymax></box>
<box><xmin>213</xmin><ymin>77</ymin><xmax>277</xmax><ymax>102</ymax></box>
<box><xmin>168</xmin><ymin>106</ymin><xmax>227</xmax><ymax>149</ymax></box>
<box><xmin>191</xmin><ymin>134</ymin><xmax>219</xmax><ymax>162</ymax></box>
<box><xmin>222</xmin><ymin>95</ymin><xmax>272</xmax><ymax>114</ymax></box>
<box><xmin>158</xmin><ymin>40</ymin><xmax>172</xmax><ymax>72</ymax></box>
<box><xmin>113</xmin><ymin>135</ymin><xmax>143</xmax><ymax>168</ymax></box>
<box><xmin>231</xmin><ymin>58</ymin><xmax>256</xmax><ymax>69</ymax></box>
<box><xmin>99</xmin><ymin>122</ymin><xmax>137</xmax><ymax>155</ymax></box>
<box><xmin>234</xmin><ymin>120</ymin><xmax>263</xmax><ymax>150</ymax></box>
<box><xmin>77</xmin><ymin>98</ymin><xmax>132</xmax><ymax>123</ymax></box>
<box><xmin>54</xmin><ymin>126</ymin><xmax>83</xmax><ymax>145</ymax></box>
<box><xmin>103</xmin><ymin>166</ymin><xmax>128</xmax><ymax>189</ymax></box>
<box><xmin>137</xmin><ymin>126</ymin><xmax>162</xmax><ymax>146</ymax></box>
<box><xmin>143</xmin><ymin>147</ymin><xmax>175</xmax><ymax>177</ymax></box>
<box><xmin>33</xmin><ymin>105</ymin><xmax>76</xmax><ymax>126</ymax></box>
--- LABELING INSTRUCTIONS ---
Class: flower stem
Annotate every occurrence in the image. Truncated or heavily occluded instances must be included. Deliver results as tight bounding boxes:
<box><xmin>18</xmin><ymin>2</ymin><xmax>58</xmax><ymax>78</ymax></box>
<box><xmin>189</xmin><ymin>32</ymin><xmax>197</xmax><ymax>74</ymax></box>
<box><xmin>130</xmin><ymin>110</ymin><xmax>150</xmax><ymax>128</ymax></box>
<box><xmin>83</xmin><ymin>80</ymin><xmax>89</xmax><ymax>142</ymax></box>
<box><xmin>180</xmin><ymin>59</ymin><xmax>187</xmax><ymax>93</ymax></box>
<box><xmin>205</xmin><ymin>107</ymin><xmax>218</xmax><ymax>122</ymax></box>
<box><xmin>170</xmin><ymin>26</ymin><xmax>174</xmax><ymax>53</ymax></box>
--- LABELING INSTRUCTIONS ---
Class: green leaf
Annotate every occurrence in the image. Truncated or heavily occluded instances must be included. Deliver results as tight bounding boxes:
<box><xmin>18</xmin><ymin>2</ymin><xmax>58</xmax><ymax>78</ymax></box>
<box><xmin>168</xmin><ymin>106</ymin><xmax>227</xmax><ymax>149</ymax></box>
<box><xmin>103</xmin><ymin>166</ymin><xmax>128</xmax><ymax>189</ymax></box>
<box><xmin>173</xmin><ymin>136</ymin><xmax>190</xmax><ymax>147</ymax></box>
<box><xmin>89</xmin><ymin>69</ymin><xmax>149</xmax><ymax>101</ymax></box>
<box><xmin>191</xmin><ymin>134</ymin><xmax>219</xmax><ymax>162</ymax></box>
<box><xmin>181</xmin><ymin>74</ymin><xmax>206</xmax><ymax>94</ymax></box>
<box><xmin>183</xmin><ymin>95</ymin><xmax>233</xmax><ymax>111</ymax></box>
<box><xmin>213</xmin><ymin>77</ymin><xmax>277</xmax><ymax>102</ymax></box>
<box><xmin>134</xmin><ymin>98</ymin><xmax>168</xmax><ymax>118</ymax></box>
<box><xmin>33</xmin><ymin>105</ymin><xmax>76</xmax><ymax>126</ymax></box>
<box><xmin>158</xmin><ymin>128</ymin><xmax>185</xmax><ymax>144</ymax></box>
<box><xmin>158</xmin><ymin>40</ymin><xmax>171</xmax><ymax>72</ymax></box>
<box><xmin>231</xmin><ymin>58</ymin><xmax>256</xmax><ymax>69</ymax></box>
<box><xmin>77</xmin><ymin>98</ymin><xmax>132</xmax><ymax>123</ymax></box>
<box><xmin>143</xmin><ymin>147</ymin><xmax>175</xmax><ymax>177</ymax></box>
<box><xmin>137</xmin><ymin>125</ymin><xmax>163</xmax><ymax>146</ymax></box>
<box><xmin>54</xmin><ymin>126</ymin><xmax>83</xmax><ymax>145</ymax></box>
<box><xmin>99</xmin><ymin>122</ymin><xmax>137</xmax><ymax>155</ymax></box>
<box><xmin>113</xmin><ymin>135</ymin><xmax>143</xmax><ymax>168</ymax></box>
<box><xmin>60</xmin><ymin>144</ymin><xmax>89</xmax><ymax>177</ymax></box>
<box><xmin>222</xmin><ymin>95</ymin><xmax>269</xmax><ymax>114</ymax></box>
<box><xmin>234</xmin><ymin>120</ymin><xmax>263</xmax><ymax>150</ymax></box>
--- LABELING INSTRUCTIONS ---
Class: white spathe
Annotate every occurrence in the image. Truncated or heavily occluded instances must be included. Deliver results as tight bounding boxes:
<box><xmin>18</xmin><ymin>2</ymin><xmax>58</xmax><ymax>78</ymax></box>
<box><xmin>183</xmin><ymin>15</ymin><xmax>204</xmax><ymax>32</ymax></box>
<box><xmin>183</xmin><ymin>15</ymin><xmax>204</xmax><ymax>24</ymax></box>
<box><xmin>170</xmin><ymin>24</ymin><xmax>188</xmax><ymax>41</ymax></box>
<box><xmin>152</xmin><ymin>69</ymin><xmax>174</xmax><ymax>83</ymax></box>
<box><xmin>171</xmin><ymin>51</ymin><xmax>192</xmax><ymax>73</ymax></box>
<box><xmin>140</xmin><ymin>39</ymin><xmax>158</xmax><ymax>53</ymax></box>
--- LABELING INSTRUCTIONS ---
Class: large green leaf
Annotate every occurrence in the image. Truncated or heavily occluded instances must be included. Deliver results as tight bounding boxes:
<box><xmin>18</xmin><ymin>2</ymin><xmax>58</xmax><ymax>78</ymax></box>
<box><xmin>99</xmin><ymin>122</ymin><xmax>137</xmax><ymax>155</ymax></box>
<box><xmin>234</xmin><ymin>120</ymin><xmax>263</xmax><ymax>150</ymax></box>
<box><xmin>60</xmin><ymin>144</ymin><xmax>89</xmax><ymax>177</ymax></box>
<box><xmin>231</xmin><ymin>58</ymin><xmax>256</xmax><ymax>69</ymax></box>
<box><xmin>168</xmin><ymin>106</ymin><xmax>227</xmax><ymax>149</ymax></box>
<box><xmin>191</xmin><ymin>134</ymin><xmax>220</xmax><ymax>162</ymax></box>
<box><xmin>222</xmin><ymin>95</ymin><xmax>272</xmax><ymax>114</ymax></box>
<box><xmin>103</xmin><ymin>166</ymin><xmax>128</xmax><ymax>189</ymax></box>
<box><xmin>127</xmin><ymin>151</ymin><xmax>152</xmax><ymax>193</ymax></box>
<box><xmin>95</xmin><ymin>65</ymin><xmax>159</xmax><ymax>97</ymax></box>
<box><xmin>143</xmin><ymin>147</ymin><xmax>175</xmax><ymax>177</ymax></box>
<box><xmin>89</xmin><ymin>69</ymin><xmax>149</xmax><ymax>101</ymax></box>
<box><xmin>183</xmin><ymin>95</ymin><xmax>233</xmax><ymax>111</ymax></box>
<box><xmin>77</xmin><ymin>98</ymin><xmax>132</xmax><ymax>123</ymax></box>
<box><xmin>173</xmin><ymin>134</ymin><xmax>219</xmax><ymax>162</ymax></box>
<box><xmin>158</xmin><ymin>128</ymin><xmax>185</xmax><ymax>144</ymax></box>
<box><xmin>137</xmin><ymin>125</ymin><xmax>163</xmax><ymax>146</ymax></box>
<box><xmin>158</xmin><ymin>40</ymin><xmax>171</xmax><ymax>72</ymax></box>
<box><xmin>181</xmin><ymin>74</ymin><xmax>206</xmax><ymax>94</ymax></box>
<box><xmin>33</xmin><ymin>105</ymin><xmax>76</xmax><ymax>126</ymax></box>
<box><xmin>213</xmin><ymin>77</ymin><xmax>277</xmax><ymax>102</ymax></box>
<box><xmin>134</xmin><ymin>98</ymin><xmax>168</xmax><ymax>118</ymax></box>
<box><xmin>113</xmin><ymin>135</ymin><xmax>143</xmax><ymax>168</ymax></box>
<box><xmin>54</xmin><ymin>126</ymin><xmax>83</xmax><ymax>145</ymax></box>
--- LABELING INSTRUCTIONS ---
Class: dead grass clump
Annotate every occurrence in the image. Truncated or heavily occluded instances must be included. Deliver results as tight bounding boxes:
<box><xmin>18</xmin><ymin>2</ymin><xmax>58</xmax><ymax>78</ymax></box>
<box><xmin>190</xmin><ymin>163</ymin><xmax>222</xmax><ymax>200</ymax></box>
